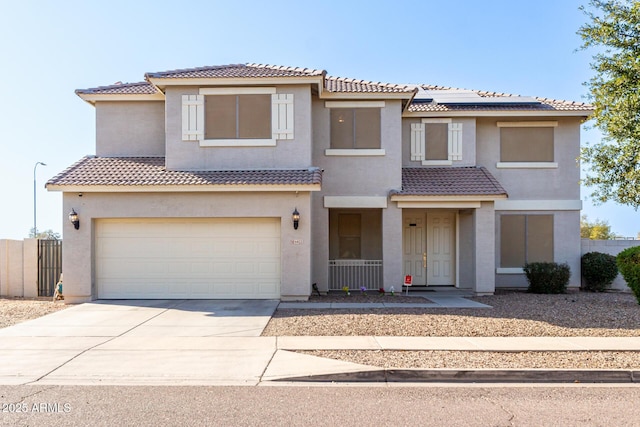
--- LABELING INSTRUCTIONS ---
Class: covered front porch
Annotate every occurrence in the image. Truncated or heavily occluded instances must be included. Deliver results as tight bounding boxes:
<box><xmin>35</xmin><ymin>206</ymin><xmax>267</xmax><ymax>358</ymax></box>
<box><xmin>390</xmin><ymin>167</ymin><xmax>509</xmax><ymax>295</ymax></box>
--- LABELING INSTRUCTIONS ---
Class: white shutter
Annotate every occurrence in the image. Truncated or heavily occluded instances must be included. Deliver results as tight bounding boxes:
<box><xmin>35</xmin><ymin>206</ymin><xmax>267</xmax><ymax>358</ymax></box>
<box><xmin>448</xmin><ymin>122</ymin><xmax>463</xmax><ymax>161</ymax></box>
<box><xmin>272</xmin><ymin>93</ymin><xmax>294</xmax><ymax>140</ymax></box>
<box><xmin>410</xmin><ymin>123</ymin><xmax>425</xmax><ymax>161</ymax></box>
<box><xmin>182</xmin><ymin>95</ymin><xmax>204</xmax><ymax>141</ymax></box>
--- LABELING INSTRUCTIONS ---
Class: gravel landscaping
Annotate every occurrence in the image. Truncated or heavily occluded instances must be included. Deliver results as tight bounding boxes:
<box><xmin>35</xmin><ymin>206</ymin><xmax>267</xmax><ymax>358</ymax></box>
<box><xmin>0</xmin><ymin>297</ymin><xmax>68</xmax><ymax>329</ymax></box>
<box><xmin>263</xmin><ymin>291</ymin><xmax>640</xmax><ymax>337</ymax></box>
<box><xmin>298</xmin><ymin>350</ymin><xmax>640</xmax><ymax>369</ymax></box>
<box><xmin>269</xmin><ymin>291</ymin><xmax>640</xmax><ymax>370</ymax></box>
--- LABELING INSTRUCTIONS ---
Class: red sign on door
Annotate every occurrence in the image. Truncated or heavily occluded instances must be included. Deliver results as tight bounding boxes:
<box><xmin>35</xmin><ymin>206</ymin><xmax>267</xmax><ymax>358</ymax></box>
<box><xmin>404</xmin><ymin>275</ymin><xmax>413</xmax><ymax>286</ymax></box>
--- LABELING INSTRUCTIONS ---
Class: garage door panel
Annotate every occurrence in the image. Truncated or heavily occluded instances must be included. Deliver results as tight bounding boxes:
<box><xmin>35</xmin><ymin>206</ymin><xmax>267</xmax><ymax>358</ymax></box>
<box><xmin>96</xmin><ymin>218</ymin><xmax>281</xmax><ymax>299</ymax></box>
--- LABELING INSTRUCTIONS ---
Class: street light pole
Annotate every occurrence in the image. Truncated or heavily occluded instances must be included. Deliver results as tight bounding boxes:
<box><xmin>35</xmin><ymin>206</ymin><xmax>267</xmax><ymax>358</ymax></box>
<box><xmin>33</xmin><ymin>161</ymin><xmax>46</xmax><ymax>237</ymax></box>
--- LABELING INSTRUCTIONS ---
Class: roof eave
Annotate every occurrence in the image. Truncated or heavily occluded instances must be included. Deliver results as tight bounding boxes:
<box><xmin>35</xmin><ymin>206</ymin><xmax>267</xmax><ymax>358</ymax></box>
<box><xmin>390</xmin><ymin>194</ymin><xmax>507</xmax><ymax>202</ymax></box>
<box><xmin>75</xmin><ymin>92</ymin><xmax>165</xmax><ymax>105</ymax></box>
<box><xmin>46</xmin><ymin>183</ymin><xmax>322</xmax><ymax>193</ymax></box>
<box><xmin>403</xmin><ymin>109</ymin><xmax>594</xmax><ymax>118</ymax></box>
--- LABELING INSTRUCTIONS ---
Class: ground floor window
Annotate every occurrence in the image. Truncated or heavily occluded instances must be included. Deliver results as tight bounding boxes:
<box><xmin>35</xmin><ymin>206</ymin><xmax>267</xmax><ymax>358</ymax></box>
<box><xmin>500</xmin><ymin>214</ymin><xmax>554</xmax><ymax>268</ymax></box>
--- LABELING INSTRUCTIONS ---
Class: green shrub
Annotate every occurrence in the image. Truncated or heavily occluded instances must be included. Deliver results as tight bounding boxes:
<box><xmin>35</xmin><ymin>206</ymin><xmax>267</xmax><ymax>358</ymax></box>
<box><xmin>617</xmin><ymin>246</ymin><xmax>640</xmax><ymax>304</ymax></box>
<box><xmin>581</xmin><ymin>252</ymin><xmax>618</xmax><ymax>292</ymax></box>
<box><xmin>523</xmin><ymin>262</ymin><xmax>571</xmax><ymax>294</ymax></box>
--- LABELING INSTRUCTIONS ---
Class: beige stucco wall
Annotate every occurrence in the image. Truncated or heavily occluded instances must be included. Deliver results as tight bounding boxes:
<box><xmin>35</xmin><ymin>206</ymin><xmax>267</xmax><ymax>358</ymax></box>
<box><xmin>0</xmin><ymin>239</ymin><xmax>38</xmax><ymax>297</ymax></box>
<box><xmin>312</xmin><ymin>99</ymin><xmax>403</xmax><ymax>196</ymax></box>
<box><xmin>0</xmin><ymin>239</ymin><xmax>23</xmax><ymax>296</ymax></box>
<box><xmin>311</xmin><ymin>98</ymin><xmax>404</xmax><ymax>292</ymax></box>
<box><xmin>474</xmin><ymin>202</ymin><xmax>496</xmax><ymax>295</ymax></box>
<box><xmin>402</xmin><ymin>117</ymin><xmax>477</xmax><ymax>167</ymax></box>
<box><xmin>581</xmin><ymin>239</ymin><xmax>639</xmax><ymax>291</ymax></box>
<box><xmin>61</xmin><ymin>191</ymin><xmax>313</xmax><ymax>303</ymax></box>
<box><xmin>96</xmin><ymin>101</ymin><xmax>165</xmax><ymax>157</ymax></box>
<box><xmin>457</xmin><ymin>210</ymin><xmax>475</xmax><ymax>290</ymax></box>
<box><xmin>164</xmin><ymin>85</ymin><xmax>313</xmax><ymax>170</ymax></box>
<box><xmin>476</xmin><ymin>117</ymin><xmax>581</xmax><ymax>199</ymax></box>
<box><xmin>495</xmin><ymin>210</ymin><xmax>581</xmax><ymax>289</ymax></box>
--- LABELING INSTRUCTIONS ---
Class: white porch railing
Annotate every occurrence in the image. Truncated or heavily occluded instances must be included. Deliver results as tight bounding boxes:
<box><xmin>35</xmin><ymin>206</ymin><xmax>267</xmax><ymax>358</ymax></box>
<box><xmin>328</xmin><ymin>260</ymin><xmax>383</xmax><ymax>291</ymax></box>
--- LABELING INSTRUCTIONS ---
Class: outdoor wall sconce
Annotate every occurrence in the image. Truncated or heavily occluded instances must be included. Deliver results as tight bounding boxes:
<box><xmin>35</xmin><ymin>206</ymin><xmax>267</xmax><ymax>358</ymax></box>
<box><xmin>68</xmin><ymin>208</ymin><xmax>80</xmax><ymax>230</ymax></box>
<box><xmin>292</xmin><ymin>208</ymin><xmax>300</xmax><ymax>230</ymax></box>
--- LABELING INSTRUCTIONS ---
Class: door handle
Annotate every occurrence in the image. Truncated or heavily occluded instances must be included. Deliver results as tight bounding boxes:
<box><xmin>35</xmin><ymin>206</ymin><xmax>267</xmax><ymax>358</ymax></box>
<box><xmin>423</xmin><ymin>252</ymin><xmax>427</xmax><ymax>268</ymax></box>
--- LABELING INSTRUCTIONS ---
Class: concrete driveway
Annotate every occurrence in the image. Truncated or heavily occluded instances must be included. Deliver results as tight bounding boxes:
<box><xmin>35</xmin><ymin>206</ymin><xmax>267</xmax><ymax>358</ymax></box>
<box><xmin>0</xmin><ymin>300</ymin><xmax>279</xmax><ymax>386</ymax></box>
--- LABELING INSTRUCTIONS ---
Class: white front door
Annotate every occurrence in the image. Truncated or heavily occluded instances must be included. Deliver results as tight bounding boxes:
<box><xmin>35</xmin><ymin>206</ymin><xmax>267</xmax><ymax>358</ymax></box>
<box><xmin>427</xmin><ymin>211</ymin><xmax>456</xmax><ymax>286</ymax></box>
<box><xmin>403</xmin><ymin>211</ymin><xmax>456</xmax><ymax>286</ymax></box>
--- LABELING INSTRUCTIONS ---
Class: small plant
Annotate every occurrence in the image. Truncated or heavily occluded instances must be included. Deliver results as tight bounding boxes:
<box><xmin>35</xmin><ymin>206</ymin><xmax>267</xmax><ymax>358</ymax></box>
<box><xmin>378</xmin><ymin>287</ymin><xmax>385</xmax><ymax>296</ymax></box>
<box><xmin>617</xmin><ymin>246</ymin><xmax>640</xmax><ymax>304</ymax></box>
<box><xmin>360</xmin><ymin>286</ymin><xmax>367</xmax><ymax>295</ymax></box>
<box><xmin>523</xmin><ymin>262</ymin><xmax>571</xmax><ymax>294</ymax></box>
<box><xmin>581</xmin><ymin>252</ymin><xmax>618</xmax><ymax>292</ymax></box>
<box><xmin>390</xmin><ymin>286</ymin><xmax>395</xmax><ymax>296</ymax></box>
<box><xmin>342</xmin><ymin>286</ymin><xmax>350</xmax><ymax>296</ymax></box>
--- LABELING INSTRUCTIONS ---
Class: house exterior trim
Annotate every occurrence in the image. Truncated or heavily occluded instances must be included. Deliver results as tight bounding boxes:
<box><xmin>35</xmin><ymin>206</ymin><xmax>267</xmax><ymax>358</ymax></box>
<box><xmin>77</xmin><ymin>94</ymin><xmax>165</xmax><ymax>104</ymax></box>
<box><xmin>324</xmin><ymin>101</ymin><xmax>386</xmax><ymax>108</ymax></box>
<box><xmin>323</xmin><ymin>196</ymin><xmax>388</xmax><ymax>208</ymax></box>
<box><xmin>403</xmin><ymin>111</ymin><xmax>592</xmax><ymax>118</ymax></box>
<box><xmin>395</xmin><ymin>200</ymin><xmax>482</xmax><ymax>209</ymax></box>
<box><xmin>494</xmin><ymin>199</ymin><xmax>582</xmax><ymax>211</ymax></box>
<box><xmin>496</xmin><ymin>162</ymin><xmax>559</xmax><ymax>169</ymax></box>
<box><xmin>46</xmin><ymin>184</ymin><xmax>321</xmax><ymax>193</ymax></box>
<box><xmin>324</xmin><ymin>149</ymin><xmax>386</xmax><ymax>156</ymax></box>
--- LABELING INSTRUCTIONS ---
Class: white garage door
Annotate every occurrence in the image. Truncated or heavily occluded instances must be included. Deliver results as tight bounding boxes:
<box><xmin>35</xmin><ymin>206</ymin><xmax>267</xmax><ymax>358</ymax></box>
<box><xmin>95</xmin><ymin>218</ymin><xmax>281</xmax><ymax>299</ymax></box>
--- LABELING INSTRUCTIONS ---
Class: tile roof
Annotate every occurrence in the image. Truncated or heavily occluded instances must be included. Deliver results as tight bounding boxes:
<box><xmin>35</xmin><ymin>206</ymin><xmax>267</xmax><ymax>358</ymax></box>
<box><xmin>73</xmin><ymin>63</ymin><xmax>591</xmax><ymax>111</ymax></box>
<box><xmin>47</xmin><ymin>157</ymin><xmax>322</xmax><ymax>188</ymax></box>
<box><xmin>145</xmin><ymin>63</ymin><xmax>325</xmax><ymax>79</ymax></box>
<box><xmin>325</xmin><ymin>76</ymin><xmax>416</xmax><ymax>94</ymax></box>
<box><xmin>409</xmin><ymin>85</ymin><xmax>592</xmax><ymax>113</ymax></box>
<box><xmin>391</xmin><ymin>167</ymin><xmax>507</xmax><ymax>197</ymax></box>
<box><xmin>75</xmin><ymin>82</ymin><xmax>160</xmax><ymax>95</ymax></box>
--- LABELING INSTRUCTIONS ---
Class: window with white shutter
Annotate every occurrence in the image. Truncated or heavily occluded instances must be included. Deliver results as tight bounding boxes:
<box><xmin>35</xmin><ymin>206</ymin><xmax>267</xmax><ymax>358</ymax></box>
<box><xmin>410</xmin><ymin>119</ymin><xmax>463</xmax><ymax>165</ymax></box>
<box><xmin>181</xmin><ymin>95</ymin><xmax>204</xmax><ymax>141</ymax></box>
<box><xmin>181</xmin><ymin>88</ymin><xmax>294</xmax><ymax>146</ymax></box>
<box><xmin>272</xmin><ymin>93</ymin><xmax>294</xmax><ymax>140</ymax></box>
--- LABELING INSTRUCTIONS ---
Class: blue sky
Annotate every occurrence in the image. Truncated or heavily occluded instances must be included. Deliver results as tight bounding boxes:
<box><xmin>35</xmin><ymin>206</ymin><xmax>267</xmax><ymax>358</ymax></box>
<box><xmin>0</xmin><ymin>0</ymin><xmax>637</xmax><ymax>239</ymax></box>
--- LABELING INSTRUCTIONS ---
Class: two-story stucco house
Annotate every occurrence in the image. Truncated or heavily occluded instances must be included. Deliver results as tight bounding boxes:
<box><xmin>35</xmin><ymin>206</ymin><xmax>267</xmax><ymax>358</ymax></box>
<box><xmin>47</xmin><ymin>63</ymin><xmax>592</xmax><ymax>303</ymax></box>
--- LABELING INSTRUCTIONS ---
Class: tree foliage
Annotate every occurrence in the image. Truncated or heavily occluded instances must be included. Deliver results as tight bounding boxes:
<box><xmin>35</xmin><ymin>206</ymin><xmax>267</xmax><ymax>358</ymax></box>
<box><xmin>578</xmin><ymin>0</ymin><xmax>640</xmax><ymax>208</ymax></box>
<box><xmin>29</xmin><ymin>228</ymin><xmax>61</xmax><ymax>240</ymax></box>
<box><xmin>580</xmin><ymin>215</ymin><xmax>616</xmax><ymax>239</ymax></box>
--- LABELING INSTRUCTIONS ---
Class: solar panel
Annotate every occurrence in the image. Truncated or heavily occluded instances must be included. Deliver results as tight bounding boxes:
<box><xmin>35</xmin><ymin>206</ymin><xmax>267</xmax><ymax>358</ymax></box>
<box><xmin>414</xmin><ymin>89</ymin><xmax>541</xmax><ymax>106</ymax></box>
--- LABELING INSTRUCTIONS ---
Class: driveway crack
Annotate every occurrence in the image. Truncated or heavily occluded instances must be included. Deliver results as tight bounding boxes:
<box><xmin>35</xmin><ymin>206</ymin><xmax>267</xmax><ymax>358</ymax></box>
<box><xmin>26</xmin><ymin>302</ymin><xmax>179</xmax><ymax>384</ymax></box>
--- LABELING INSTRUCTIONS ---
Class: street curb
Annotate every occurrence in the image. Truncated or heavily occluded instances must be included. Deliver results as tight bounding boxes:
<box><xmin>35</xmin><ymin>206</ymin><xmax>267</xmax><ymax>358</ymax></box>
<box><xmin>270</xmin><ymin>369</ymin><xmax>640</xmax><ymax>384</ymax></box>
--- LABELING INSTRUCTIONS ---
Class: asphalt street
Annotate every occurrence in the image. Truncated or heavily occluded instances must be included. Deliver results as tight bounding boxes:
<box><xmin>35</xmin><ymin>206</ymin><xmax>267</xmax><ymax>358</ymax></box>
<box><xmin>1</xmin><ymin>385</ymin><xmax>639</xmax><ymax>426</ymax></box>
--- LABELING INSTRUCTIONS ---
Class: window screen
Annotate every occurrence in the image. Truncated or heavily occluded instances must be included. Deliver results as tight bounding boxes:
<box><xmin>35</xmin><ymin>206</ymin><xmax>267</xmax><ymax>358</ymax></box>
<box><xmin>500</xmin><ymin>127</ymin><xmax>554</xmax><ymax>162</ymax></box>
<box><xmin>330</xmin><ymin>108</ymin><xmax>380</xmax><ymax>149</ymax></box>
<box><xmin>500</xmin><ymin>214</ymin><xmax>553</xmax><ymax>267</ymax></box>
<box><xmin>205</xmin><ymin>94</ymin><xmax>271</xmax><ymax>139</ymax></box>
<box><xmin>425</xmin><ymin>123</ymin><xmax>449</xmax><ymax>160</ymax></box>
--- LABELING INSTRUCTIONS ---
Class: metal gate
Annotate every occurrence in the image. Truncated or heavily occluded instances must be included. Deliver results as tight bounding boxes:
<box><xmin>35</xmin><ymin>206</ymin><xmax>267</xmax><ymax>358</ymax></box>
<box><xmin>38</xmin><ymin>239</ymin><xmax>62</xmax><ymax>297</ymax></box>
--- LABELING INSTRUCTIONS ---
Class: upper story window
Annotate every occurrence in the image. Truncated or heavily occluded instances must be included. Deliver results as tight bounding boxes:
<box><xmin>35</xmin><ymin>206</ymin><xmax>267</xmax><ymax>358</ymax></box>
<box><xmin>324</xmin><ymin>101</ymin><xmax>386</xmax><ymax>156</ymax></box>
<box><xmin>496</xmin><ymin>121</ymin><xmax>558</xmax><ymax>168</ymax></box>
<box><xmin>330</xmin><ymin>108</ymin><xmax>381</xmax><ymax>149</ymax></box>
<box><xmin>410</xmin><ymin>118</ymin><xmax>462</xmax><ymax>165</ymax></box>
<box><xmin>182</xmin><ymin>87</ymin><xmax>293</xmax><ymax>147</ymax></box>
<box><xmin>205</xmin><ymin>94</ymin><xmax>271</xmax><ymax>139</ymax></box>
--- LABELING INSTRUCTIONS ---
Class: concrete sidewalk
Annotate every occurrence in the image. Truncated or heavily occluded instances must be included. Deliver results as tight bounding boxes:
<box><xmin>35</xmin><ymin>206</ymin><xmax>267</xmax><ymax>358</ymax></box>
<box><xmin>0</xmin><ymin>299</ymin><xmax>638</xmax><ymax>386</ymax></box>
